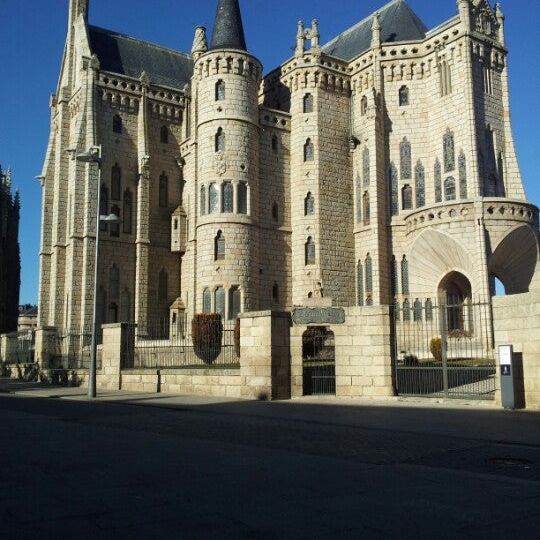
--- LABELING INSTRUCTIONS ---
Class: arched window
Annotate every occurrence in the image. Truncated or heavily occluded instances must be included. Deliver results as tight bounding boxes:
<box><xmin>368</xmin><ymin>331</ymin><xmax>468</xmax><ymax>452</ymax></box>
<box><xmin>305</xmin><ymin>237</ymin><xmax>315</xmax><ymax>266</ymax></box>
<box><xmin>304</xmin><ymin>192</ymin><xmax>315</xmax><ymax>216</ymax></box>
<box><xmin>389</xmin><ymin>163</ymin><xmax>399</xmax><ymax>216</ymax></box>
<box><xmin>222</xmin><ymin>182</ymin><xmax>233</xmax><ymax>213</ymax></box>
<box><xmin>99</xmin><ymin>185</ymin><xmax>109</xmax><ymax>232</ymax></box>
<box><xmin>202</xmin><ymin>288</ymin><xmax>212</xmax><ymax>313</ymax></box>
<box><xmin>111</xmin><ymin>164</ymin><xmax>121</xmax><ymax>200</ymax></box>
<box><xmin>402</xmin><ymin>184</ymin><xmax>413</xmax><ymax>211</ymax></box>
<box><xmin>434</xmin><ymin>159</ymin><xmax>442</xmax><ymax>203</ymax></box>
<box><xmin>415</xmin><ymin>161</ymin><xmax>425</xmax><ymax>208</ymax></box>
<box><xmin>200</xmin><ymin>185</ymin><xmax>206</xmax><ymax>216</ymax></box>
<box><xmin>108</xmin><ymin>303</ymin><xmax>119</xmax><ymax>324</ymax></box>
<box><xmin>215</xmin><ymin>79</ymin><xmax>225</xmax><ymax>101</ymax></box>
<box><xmin>123</xmin><ymin>189</ymin><xmax>133</xmax><ymax>234</ymax></box>
<box><xmin>303</xmin><ymin>93</ymin><xmax>314</xmax><ymax>113</ymax></box>
<box><xmin>112</xmin><ymin>114</ymin><xmax>122</xmax><ymax>134</ymax></box>
<box><xmin>363</xmin><ymin>148</ymin><xmax>370</xmax><ymax>186</ymax></box>
<box><xmin>425</xmin><ymin>299</ymin><xmax>434</xmax><ymax>321</ymax></box>
<box><xmin>365</xmin><ymin>254</ymin><xmax>373</xmax><ymax>305</ymax></box>
<box><xmin>215</xmin><ymin>287</ymin><xmax>225</xmax><ymax>318</ymax></box>
<box><xmin>390</xmin><ymin>255</ymin><xmax>398</xmax><ymax>297</ymax></box>
<box><xmin>158</xmin><ymin>269</ymin><xmax>168</xmax><ymax>302</ymax></box>
<box><xmin>229</xmin><ymin>286</ymin><xmax>241</xmax><ymax>319</ymax></box>
<box><xmin>400</xmin><ymin>138</ymin><xmax>412</xmax><ymax>179</ymax></box>
<box><xmin>413</xmin><ymin>299</ymin><xmax>423</xmax><ymax>322</ymax></box>
<box><xmin>439</xmin><ymin>272</ymin><xmax>472</xmax><ymax>332</ymax></box>
<box><xmin>439</xmin><ymin>60</ymin><xmax>452</xmax><ymax>97</ymax></box>
<box><xmin>272</xmin><ymin>134</ymin><xmax>279</xmax><ymax>154</ymax></box>
<box><xmin>486</xmin><ymin>174</ymin><xmax>498</xmax><ymax>197</ymax></box>
<box><xmin>159</xmin><ymin>173</ymin><xmax>168</xmax><ymax>208</ymax></box>
<box><xmin>443</xmin><ymin>129</ymin><xmax>455</xmax><ymax>172</ymax></box>
<box><xmin>110</xmin><ymin>204</ymin><xmax>120</xmax><ymax>237</ymax></box>
<box><xmin>444</xmin><ymin>177</ymin><xmax>456</xmax><ymax>201</ymax></box>
<box><xmin>109</xmin><ymin>264</ymin><xmax>120</xmax><ymax>301</ymax></box>
<box><xmin>215</xmin><ymin>127</ymin><xmax>225</xmax><ymax>152</ymax></box>
<box><xmin>355</xmin><ymin>176</ymin><xmax>362</xmax><ymax>224</ymax></box>
<box><xmin>399</xmin><ymin>86</ymin><xmax>409</xmax><ymax>106</ymax></box>
<box><xmin>357</xmin><ymin>261</ymin><xmax>364</xmax><ymax>306</ymax></box>
<box><xmin>403</xmin><ymin>299</ymin><xmax>411</xmax><ymax>321</ymax></box>
<box><xmin>394</xmin><ymin>299</ymin><xmax>401</xmax><ymax>321</ymax></box>
<box><xmin>401</xmin><ymin>256</ymin><xmax>410</xmax><ymax>295</ymax></box>
<box><xmin>272</xmin><ymin>202</ymin><xmax>279</xmax><ymax>222</ymax></box>
<box><xmin>304</xmin><ymin>138</ymin><xmax>314</xmax><ymax>162</ymax></box>
<box><xmin>215</xmin><ymin>230</ymin><xmax>225</xmax><ymax>260</ymax></box>
<box><xmin>120</xmin><ymin>289</ymin><xmax>131</xmax><ymax>322</ymax></box>
<box><xmin>272</xmin><ymin>283</ymin><xmax>279</xmax><ymax>303</ymax></box>
<box><xmin>160</xmin><ymin>125</ymin><xmax>169</xmax><ymax>144</ymax></box>
<box><xmin>360</xmin><ymin>95</ymin><xmax>368</xmax><ymax>116</ymax></box>
<box><xmin>237</xmin><ymin>182</ymin><xmax>248</xmax><ymax>214</ymax></box>
<box><xmin>209</xmin><ymin>183</ymin><xmax>219</xmax><ymax>214</ymax></box>
<box><xmin>459</xmin><ymin>151</ymin><xmax>467</xmax><ymax>199</ymax></box>
<box><xmin>362</xmin><ymin>192</ymin><xmax>370</xmax><ymax>225</ymax></box>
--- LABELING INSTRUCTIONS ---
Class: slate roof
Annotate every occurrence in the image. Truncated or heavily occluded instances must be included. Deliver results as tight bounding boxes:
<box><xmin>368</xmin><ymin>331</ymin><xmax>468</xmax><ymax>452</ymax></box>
<box><xmin>88</xmin><ymin>26</ymin><xmax>193</xmax><ymax>89</ymax></box>
<box><xmin>322</xmin><ymin>0</ymin><xmax>428</xmax><ymax>61</ymax></box>
<box><xmin>210</xmin><ymin>0</ymin><xmax>247</xmax><ymax>51</ymax></box>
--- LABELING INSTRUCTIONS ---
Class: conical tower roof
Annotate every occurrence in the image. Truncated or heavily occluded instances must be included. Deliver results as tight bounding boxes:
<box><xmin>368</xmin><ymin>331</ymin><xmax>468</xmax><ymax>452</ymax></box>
<box><xmin>210</xmin><ymin>0</ymin><xmax>247</xmax><ymax>51</ymax></box>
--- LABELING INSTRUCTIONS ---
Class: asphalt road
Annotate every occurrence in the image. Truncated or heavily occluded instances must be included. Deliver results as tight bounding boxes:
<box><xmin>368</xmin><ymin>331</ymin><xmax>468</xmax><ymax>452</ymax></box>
<box><xmin>1</xmin><ymin>385</ymin><xmax>539</xmax><ymax>539</ymax></box>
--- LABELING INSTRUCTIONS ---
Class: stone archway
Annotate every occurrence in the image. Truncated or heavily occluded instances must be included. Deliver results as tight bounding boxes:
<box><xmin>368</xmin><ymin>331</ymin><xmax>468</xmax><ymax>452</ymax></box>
<box><xmin>438</xmin><ymin>271</ymin><xmax>472</xmax><ymax>333</ymax></box>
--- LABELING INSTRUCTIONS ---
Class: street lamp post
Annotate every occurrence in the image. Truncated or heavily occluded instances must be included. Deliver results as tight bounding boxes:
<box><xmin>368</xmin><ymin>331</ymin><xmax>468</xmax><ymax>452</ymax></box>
<box><xmin>76</xmin><ymin>146</ymin><xmax>120</xmax><ymax>399</ymax></box>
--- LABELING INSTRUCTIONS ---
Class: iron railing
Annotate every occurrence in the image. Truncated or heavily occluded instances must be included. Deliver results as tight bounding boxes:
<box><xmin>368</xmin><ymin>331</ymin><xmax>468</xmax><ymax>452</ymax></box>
<box><xmin>392</xmin><ymin>298</ymin><xmax>496</xmax><ymax>400</ymax></box>
<box><xmin>46</xmin><ymin>328</ymin><xmax>102</xmax><ymax>370</ymax></box>
<box><xmin>302</xmin><ymin>328</ymin><xmax>336</xmax><ymax>396</ymax></box>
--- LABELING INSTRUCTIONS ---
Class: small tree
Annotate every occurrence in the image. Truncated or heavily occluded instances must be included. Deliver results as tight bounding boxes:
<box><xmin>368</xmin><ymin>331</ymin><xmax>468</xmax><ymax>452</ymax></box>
<box><xmin>430</xmin><ymin>337</ymin><xmax>443</xmax><ymax>363</ymax></box>
<box><xmin>192</xmin><ymin>314</ymin><xmax>223</xmax><ymax>365</ymax></box>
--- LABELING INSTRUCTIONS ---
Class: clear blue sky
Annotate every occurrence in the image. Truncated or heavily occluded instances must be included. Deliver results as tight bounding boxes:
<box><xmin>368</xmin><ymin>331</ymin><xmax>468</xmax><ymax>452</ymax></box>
<box><xmin>1</xmin><ymin>0</ymin><xmax>538</xmax><ymax>304</ymax></box>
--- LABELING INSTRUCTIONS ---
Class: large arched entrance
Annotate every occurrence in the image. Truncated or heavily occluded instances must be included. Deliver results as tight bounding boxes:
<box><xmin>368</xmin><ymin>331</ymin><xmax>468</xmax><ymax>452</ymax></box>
<box><xmin>438</xmin><ymin>271</ymin><xmax>472</xmax><ymax>334</ymax></box>
<box><xmin>302</xmin><ymin>327</ymin><xmax>335</xmax><ymax>396</ymax></box>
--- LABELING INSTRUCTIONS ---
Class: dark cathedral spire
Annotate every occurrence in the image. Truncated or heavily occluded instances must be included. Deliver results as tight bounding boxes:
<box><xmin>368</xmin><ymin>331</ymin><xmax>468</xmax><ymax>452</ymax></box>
<box><xmin>210</xmin><ymin>0</ymin><xmax>247</xmax><ymax>51</ymax></box>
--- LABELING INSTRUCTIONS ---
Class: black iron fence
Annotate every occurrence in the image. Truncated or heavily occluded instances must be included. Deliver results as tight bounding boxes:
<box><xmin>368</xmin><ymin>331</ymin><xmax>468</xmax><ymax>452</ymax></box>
<box><xmin>392</xmin><ymin>298</ymin><xmax>496</xmax><ymax>400</ymax></box>
<box><xmin>2</xmin><ymin>331</ymin><xmax>35</xmax><ymax>364</ymax></box>
<box><xmin>46</xmin><ymin>328</ymin><xmax>102</xmax><ymax>370</ymax></box>
<box><xmin>302</xmin><ymin>327</ymin><xmax>336</xmax><ymax>396</ymax></box>
<box><xmin>123</xmin><ymin>316</ymin><xmax>240</xmax><ymax>370</ymax></box>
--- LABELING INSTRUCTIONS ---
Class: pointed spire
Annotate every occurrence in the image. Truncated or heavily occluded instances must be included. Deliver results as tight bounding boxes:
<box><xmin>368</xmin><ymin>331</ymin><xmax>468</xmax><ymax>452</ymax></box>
<box><xmin>192</xmin><ymin>26</ymin><xmax>208</xmax><ymax>58</ymax></box>
<box><xmin>210</xmin><ymin>0</ymin><xmax>247</xmax><ymax>51</ymax></box>
<box><xmin>371</xmin><ymin>12</ymin><xmax>381</xmax><ymax>48</ymax></box>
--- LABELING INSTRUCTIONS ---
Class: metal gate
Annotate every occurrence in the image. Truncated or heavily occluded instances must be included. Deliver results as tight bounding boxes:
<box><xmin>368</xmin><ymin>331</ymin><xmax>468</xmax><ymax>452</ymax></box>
<box><xmin>302</xmin><ymin>327</ymin><xmax>336</xmax><ymax>396</ymax></box>
<box><xmin>392</xmin><ymin>299</ymin><xmax>496</xmax><ymax>400</ymax></box>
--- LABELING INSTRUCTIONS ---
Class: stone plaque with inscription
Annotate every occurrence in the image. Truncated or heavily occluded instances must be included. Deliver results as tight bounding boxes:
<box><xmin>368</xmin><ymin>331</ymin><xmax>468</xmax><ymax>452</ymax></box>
<box><xmin>292</xmin><ymin>307</ymin><xmax>346</xmax><ymax>325</ymax></box>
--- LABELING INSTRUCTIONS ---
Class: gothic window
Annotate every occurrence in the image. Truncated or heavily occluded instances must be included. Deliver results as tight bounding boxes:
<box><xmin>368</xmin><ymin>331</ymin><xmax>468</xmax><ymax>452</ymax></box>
<box><xmin>305</xmin><ymin>192</ymin><xmax>315</xmax><ymax>216</ymax></box>
<box><xmin>99</xmin><ymin>185</ymin><xmax>109</xmax><ymax>232</ymax></box>
<box><xmin>439</xmin><ymin>60</ymin><xmax>452</xmax><ymax>97</ymax></box>
<box><xmin>215</xmin><ymin>79</ymin><xmax>225</xmax><ymax>101</ymax></box>
<box><xmin>362</xmin><ymin>148</ymin><xmax>370</xmax><ymax>186</ymax></box>
<box><xmin>444</xmin><ymin>177</ymin><xmax>456</xmax><ymax>201</ymax></box>
<box><xmin>357</xmin><ymin>261</ymin><xmax>364</xmax><ymax>306</ymax></box>
<box><xmin>272</xmin><ymin>134</ymin><xmax>279</xmax><ymax>154</ymax></box>
<box><xmin>400</xmin><ymin>138</ymin><xmax>412</xmax><ymax>179</ymax></box>
<box><xmin>209</xmin><ymin>183</ymin><xmax>219</xmax><ymax>214</ymax></box>
<box><xmin>483</xmin><ymin>63</ymin><xmax>493</xmax><ymax>95</ymax></box>
<box><xmin>112</xmin><ymin>114</ymin><xmax>122</xmax><ymax>134</ymax></box>
<box><xmin>238</xmin><ymin>182</ymin><xmax>248</xmax><ymax>214</ymax></box>
<box><xmin>413</xmin><ymin>299</ymin><xmax>423</xmax><ymax>322</ymax></box>
<box><xmin>355</xmin><ymin>176</ymin><xmax>362</xmax><ymax>224</ymax></box>
<box><xmin>389</xmin><ymin>163</ymin><xmax>399</xmax><ymax>216</ymax></box>
<box><xmin>402</xmin><ymin>185</ymin><xmax>413</xmax><ymax>211</ymax></box>
<box><xmin>272</xmin><ymin>283</ymin><xmax>279</xmax><ymax>303</ymax></box>
<box><xmin>362</xmin><ymin>192</ymin><xmax>370</xmax><ymax>225</ymax></box>
<box><xmin>415</xmin><ymin>161</ymin><xmax>425</xmax><ymax>208</ymax></box>
<box><xmin>120</xmin><ymin>289</ymin><xmax>131</xmax><ymax>322</ymax></box>
<box><xmin>497</xmin><ymin>153</ymin><xmax>505</xmax><ymax>196</ymax></box>
<box><xmin>158</xmin><ymin>269</ymin><xmax>168</xmax><ymax>302</ymax></box>
<box><xmin>229</xmin><ymin>286</ymin><xmax>241</xmax><ymax>319</ymax></box>
<box><xmin>403</xmin><ymin>299</ymin><xmax>411</xmax><ymax>321</ymax></box>
<box><xmin>434</xmin><ymin>159</ymin><xmax>442</xmax><ymax>203</ymax></box>
<box><xmin>160</xmin><ymin>125</ymin><xmax>169</xmax><ymax>144</ymax></box>
<box><xmin>401</xmin><ymin>256</ymin><xmax>410</xmax><ymax>296</ymax></box>
<box><xmin>215</xmin><ymin>287</ymin><xmax>225</xmax><ymax>318</ymax></box>
<box><xmin>202</xmin><ymin>288</ymin><xmax>212</xmax><ymax>313</ymax></box>
<box><xmin>459</xmin><ymin>151</ymin><xmax>467</xmax><ymax>199</ymax></box>
<box><xmin>425</xmin><ymin>299</ymin><xmax>434</xmax><ymax>322</ymax></box>
<box><xmin>390</xmin><ymin>255</ymin><xmax>398</xmax><ymax>297</ymax></box>
<box><xmin>222</xmin><ymin>182</ymin><xmax>233</xmax><ymax>213</ymax></box>
<box><xmin>215</xmin><ymin>128</ymin><xmax>225</xmax><ymax>152</ymax></box>
<box><xmin>305</xmin><ymin>237</ymin><xmax>315</xmax><ymax>266</ymax></box>
<box><xmin>365</xmin><ymin>254</ymin><xmax>373</xmax><ymax>305</ymax></box>
<box><xmin>123</xmin><ymin>190</ymin><xmax>133</xmax><ymax>234</ymax></box>
<box><xmin>110</xmin><ymin>205</ymin><xmax>120</xmax><ymax>237</ymax></box>
<box><xmin>303</xmin><ymin>93</ymin><xmax>314</xmax><ymax>113</ymax></box>
<box><xmin>486</xmin><ymin>174</ymin><xmax>498</xmax><ymax>197</ymax></box>
<box><xmin>108</xmin><ymin>303</ymin><xmax>119</xmax><ymax>324</ymax></box>
<box><xmin>272</xmin><ymin>202</ymin><xmax>279</xmax><ymax>222</ymax></box>
<box><xmin>200</xmin><ymin>185</ymin><xmax>206</xmax><ymax>216</ymax></box>
<box><xmin>215</xmin><ymin>230</ymin><xmax>225</xmax><ymax>260</ymax></box>
<box><xmin>159</xmin><ymin>173</ymin><xmax>169</xmax><ymax>208</ymax></box>
<box><xmin>394</xmin><ymin>299</ymin><xmax>400</xmax><ymax>321</ymax></box>
<box><xmin>111</xmin><ymin>164</ymin><xmax>121</xmax><ymax>201</ymax></box>
<box><xmin>109</xmin><ymin>264</ymin><xmax>120</xmax><ymax>301</ymax></box>
<box><xmin>399</xmin><ymin>86</ymin><xmax>409</xmax><ymax>106</ymax></box>
<box><xmin>304</xmin><ymin>138</ymin><xmax>314</xmax><ymax>162</ymax></box>
<box><xmin>360</xmin><ymin>95</ymin><xmax>368</xmax><ymax>116</ymax></box>
<box><xmin>443</xmin><ymin>129</ymin><xmax>455</xmax><ymax>172</ymax></box>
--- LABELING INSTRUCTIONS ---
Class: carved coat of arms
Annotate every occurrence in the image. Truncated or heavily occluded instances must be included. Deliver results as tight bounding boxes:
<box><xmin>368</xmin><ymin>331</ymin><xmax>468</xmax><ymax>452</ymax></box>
<box><xmin>214</xmin><ymin>152</ymin><xmax>227</xmax><ymax>175</ymax></box>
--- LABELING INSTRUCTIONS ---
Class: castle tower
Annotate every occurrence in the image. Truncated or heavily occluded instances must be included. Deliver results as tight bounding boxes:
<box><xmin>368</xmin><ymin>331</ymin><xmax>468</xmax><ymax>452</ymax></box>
<box><xmin>191</xmin><ymin>0</ymin><xmax>262</xmax><ymax>318</ymax></box>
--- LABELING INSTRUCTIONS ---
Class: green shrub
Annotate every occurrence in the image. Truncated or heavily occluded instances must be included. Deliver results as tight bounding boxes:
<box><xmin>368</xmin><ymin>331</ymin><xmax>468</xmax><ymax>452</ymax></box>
<box><xmin>192</xmin><ymin>314</ymin><xmax>223</xmax><ymax>365</ymax></box>
<box><xmin>430</xmin><ymin>337</ymin><xmax>442</xmax><ymax>362</ymax></box>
